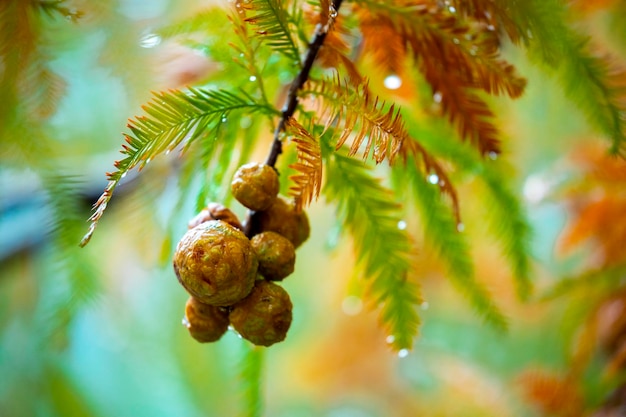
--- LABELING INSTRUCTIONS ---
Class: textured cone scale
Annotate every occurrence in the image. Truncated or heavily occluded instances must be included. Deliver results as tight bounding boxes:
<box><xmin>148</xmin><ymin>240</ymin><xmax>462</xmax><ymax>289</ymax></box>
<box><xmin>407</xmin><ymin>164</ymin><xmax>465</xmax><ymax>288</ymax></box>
<box><xmin>256</xmin><ymin>196</ymin><xmax>310</xmax><ymax>248</ymax></box>
<box><xmin>187</xmin><ymin>203</ymin><xmax>244</xmax><ymax>231</ymax></box>
<box><xmin>173</xmin><ymin>220</ymin><xmax>258</xmax><ymax>306</ymax></box>
<box><xmin>183</xmin><ymin>297</ymin><xmax>230</xmax><ymax>343</ymax></box>
<box><xmin>231</xmin><ymin>162</ymin><xmax>280</xmax><ymax>211</ymax></box>
<box><xmin>229</xmin><ymin>280</ymin><xmax>293</xmax><ymax>347</ymax></box>
<box><xmin>251</xmin><ymin>231</ymin><xmax>296</xmax><ymax>281</ymax></box>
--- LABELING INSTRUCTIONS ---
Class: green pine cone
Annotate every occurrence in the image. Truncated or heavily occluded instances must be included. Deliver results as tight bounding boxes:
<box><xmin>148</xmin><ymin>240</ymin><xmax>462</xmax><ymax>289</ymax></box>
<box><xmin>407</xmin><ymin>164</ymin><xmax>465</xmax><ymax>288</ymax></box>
<box><xmin>250</xmin><ymin>231</ymin><xmax>296</xmax><ymax>281</ymax></box>
<box><xmin>173</xmin><ymin>220</ymin><xmax>258</xmax><ymax>306</ymax></box>
<box><xmin>229</xmin><ymin>280</ymin><xmax>293</xmax><ymax>347</ymax></box>
<box><xmin>183</xmin><ymin>296</ymin><xmax>230</xmax><ymax>343</ymax></box>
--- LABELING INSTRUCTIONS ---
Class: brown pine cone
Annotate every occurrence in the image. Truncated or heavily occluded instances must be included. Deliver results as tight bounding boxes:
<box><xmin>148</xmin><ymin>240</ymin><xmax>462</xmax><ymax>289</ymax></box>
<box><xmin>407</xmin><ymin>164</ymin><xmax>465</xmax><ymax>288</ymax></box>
<box><xmin>256</xmin><ymin>196</ymin><xmax>310</xmax><ymax>248</ymax></box>
<box><xmin>250</xmin><ymin>231</ymin><xmax>296</xmax><ymax>281</ymax></box>
<box><xmin>173</xmin><ymin>220</ymin><xmax>258</xmax><ymax>306</ymax></box>
<box><xmin>229</xmin><ymin>280</ymin><xmax>293</xmax><ymax>347</ymax></box>
<box><xmin>183</xmin><ymin>296</ymin><xmax>230</xmax><ymax>343</ymax></box>
<box><xmin>187</xmin><ymin>202</ymin><xmax>243</xmax><ymax>230</ymax></box>
<box><xmin>231</xmin><ymin>162</ymin><xmax>279</xmax><ymax>211</ymax></box>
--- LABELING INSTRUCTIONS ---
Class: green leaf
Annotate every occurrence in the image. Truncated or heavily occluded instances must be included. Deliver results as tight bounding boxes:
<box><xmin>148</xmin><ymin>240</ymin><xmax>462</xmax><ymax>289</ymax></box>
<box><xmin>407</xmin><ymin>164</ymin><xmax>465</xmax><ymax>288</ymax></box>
<box><xmin>511</xmin><ymin>0</ymin><xmax>626</xmax><ymax>155</ymax></box>
<box><xmin>398</xmin><ymin>152</ymin><xmax>508</xmax><ymax>331</ymax></box>
<box><xmin>542</xmin><ymin>263</ymin><xmax>626</xmax><ymax>301</ymax></box>
<box><xmin>243</xmin><ymin>0</ymin><xmax>302</xmax><ymax>66</ymax></box>
<box><xmin>238</xmin><ymin>343</ymin><xmax>264</xmax><ymax>417</ymax></box>
<box><xmin>156</xmin><ymin>9</ymin><xmax>222</xmax><ymax>39</ymax></box>
<box><xmin>306</xmin><ymin>78</ymin><xmax>409</xmax><ymax>164</ymax></box>
<box><xmin>80</xmin><ymin>87</ymin><xmax>275</xmax><ymax>246</ymax></box>
<box><xmin>324</xmin><ymin>150</ymin><xmax>421</xmax><ymax>351</ymax></box>
<box><xmin>407</xmin><ymin>119</ymin><xmax>533</xmax><ymax>300</ymax></box>
<box><xmin>41</xmin><ymin>172</ymin><xmax>100</xmax><ymax>347</ymax></box>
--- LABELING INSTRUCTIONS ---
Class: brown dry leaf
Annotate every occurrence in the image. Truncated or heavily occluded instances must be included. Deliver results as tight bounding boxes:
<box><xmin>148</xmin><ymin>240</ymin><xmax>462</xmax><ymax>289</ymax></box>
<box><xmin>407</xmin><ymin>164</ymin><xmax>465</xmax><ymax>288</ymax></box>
<box><xmin>517</xmin><ymin>368</ymin><xmax>584</xmax><ymax>417</ymax></box>
<box><xmin>557</xmin><ymin>144</ymin><xmax>626</xmax><ymax>266</ymax></box>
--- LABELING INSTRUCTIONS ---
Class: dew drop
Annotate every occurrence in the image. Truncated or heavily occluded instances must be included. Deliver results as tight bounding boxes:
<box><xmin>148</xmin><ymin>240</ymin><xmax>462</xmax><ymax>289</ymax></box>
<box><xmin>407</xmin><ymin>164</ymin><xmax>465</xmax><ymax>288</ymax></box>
<box><xmin>181</xmin><ymin>316</ymin><xmax>191</xmax><ymax>328</ymax></box>
<box><xmin>420</xmin><ymin>301</ymin><xmax>429</xmax><ymax>310</ymax></box>
<box><xmin>523</xmin><ymin>175</ymin><xmax>549</xmax><ymax>203</ymax></box>
<box><xmin>384</xmin><ymin>74</ymin><xmax>402</xmax><ymax>90</ymax></box>
<box><xmin>120</xmin><ymin>172</ymin><xmax>127</xmax><ymax>179</ymax></box>
<box><xmin>386</xmin><ymin>335</ymin><xmax>395</xmax><ymax>344</ymax></box>
<box><xmin>448</xmin><ymin>6</ymin><xmax>456</xmax><ymax>13</ymax></box>
<box><xmin>329</xmin><ymin>6</ymin><xmax>338</xmax><ymax>18</ymax></box>
<box><xmin>428</xmin><ymin>173</ymin><xmax>439</xmax><ymax>184</ymax></box>
<box><xmin>398</xmin><ymin>349</ymin><xmax>410</xmax><ymax>358</ymax></box>
<box><xmin>452</xmin><ymin>37</ymin><xmax>460</xmax><ymax>44</ymax></box>
<box><xmin>487</xmin><ymin>24</ymin><xmax>496</xmax><ymax>31</ymax></box>
<box><xmin>221</xmin><ymin>116</ymin><xmax>228</xmax><ymax>123</ymax></box>
<box><xmin>139</xmin><ymin>33</ymin><xmax>161</xmax><ymax>49</ymax></box>
<box><xmin>457</xmin><ymin>222</ymin><xmax>465</xmax><ymax>232</ymax></box>
<box><xmin>397</xmin><ymin>220</ymin><xmax>407</xmax><ymax>230</ymax></box>
<box><xmin>433</xmin><ymin>91</ymin><xmax>442</xmax><ymax>103</ymax></box>
<box><xmin>249</xmin><ymin>75</ymin><xmax>257</xmax><ymax>82</ymax></box>
<box><xmin>488</xmin><ymin>151</ymin><xmax>498</xmax><ymax>160</ymax></box>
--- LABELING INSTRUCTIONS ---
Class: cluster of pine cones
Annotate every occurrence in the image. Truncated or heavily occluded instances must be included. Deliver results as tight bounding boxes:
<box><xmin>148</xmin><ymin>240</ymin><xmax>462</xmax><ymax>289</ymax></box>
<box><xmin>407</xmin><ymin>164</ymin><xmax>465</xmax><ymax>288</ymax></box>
<box><xmin>172</xmin><ymin>163</ymin><xmax>309</xmax><ymax>346</ymax></box>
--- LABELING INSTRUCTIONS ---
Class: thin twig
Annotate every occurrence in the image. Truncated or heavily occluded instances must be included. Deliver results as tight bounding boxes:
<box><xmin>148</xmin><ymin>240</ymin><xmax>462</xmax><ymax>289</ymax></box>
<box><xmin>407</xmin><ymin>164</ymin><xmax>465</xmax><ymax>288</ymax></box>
<box><xmin>244</xmin><ymin>0</ymin><xmax>343</xmax><ymax>237</ymax></box>
<box><xmin>264</xmin><ymin>0</ymin><xmax>343</xmax><ymax>168</ymax></box>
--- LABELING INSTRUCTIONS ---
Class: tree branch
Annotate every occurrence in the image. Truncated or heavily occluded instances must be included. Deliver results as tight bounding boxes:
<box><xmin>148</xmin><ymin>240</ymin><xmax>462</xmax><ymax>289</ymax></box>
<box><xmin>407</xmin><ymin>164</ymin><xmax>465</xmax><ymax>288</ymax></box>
<box><xmin>244</xmin><ymin>0</ymin><xmax>343</xmax><ymax>237</ymax></box>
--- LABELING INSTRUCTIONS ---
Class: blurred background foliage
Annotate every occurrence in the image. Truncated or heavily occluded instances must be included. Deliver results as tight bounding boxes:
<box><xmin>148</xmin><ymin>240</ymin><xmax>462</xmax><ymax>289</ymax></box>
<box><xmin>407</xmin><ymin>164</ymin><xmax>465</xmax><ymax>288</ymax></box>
<box><xmin>1</xmin><ymin>0</ymin><xmax>626</xmax><ymax>416</ymax></box>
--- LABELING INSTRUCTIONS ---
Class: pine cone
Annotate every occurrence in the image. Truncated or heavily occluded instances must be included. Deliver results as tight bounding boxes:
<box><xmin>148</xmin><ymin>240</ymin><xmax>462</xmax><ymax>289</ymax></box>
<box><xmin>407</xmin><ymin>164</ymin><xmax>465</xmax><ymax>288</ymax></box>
<box><xmin>229</xmin><ymin>280</ymin><xmax>293</xmax><ymax>347</ymax></box>
<box><xmin>256</xmin><ymin>196</ymin><xmax>310</xmax><ymax>248</ymax></box>
<box><xmin>173</xmin><ymin>220</ymin><xmax>258</xmax><ymax>306</ymax></box>
<box><xmin>187</xmin><ymin>202</ymin><xmax>243</xmax><ymax>230</ymax></box>
<box><xmin>231</xmin><ymin>162</ymin><xmax>280</xmax><ymax>211</ymax></box>
<box><xmin>183</xmin><ymin>296</ymin><xmax>230</xmax><ymax>343</ymax></box>
<box><xmin>250</xmin><ymin>231</ymin><xmax>296</xmax><ymax>281</ymax></box>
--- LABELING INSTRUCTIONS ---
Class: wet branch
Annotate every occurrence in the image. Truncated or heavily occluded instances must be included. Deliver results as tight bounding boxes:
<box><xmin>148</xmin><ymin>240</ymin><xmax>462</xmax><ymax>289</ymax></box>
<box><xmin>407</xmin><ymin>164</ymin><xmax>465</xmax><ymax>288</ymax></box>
<box><xmin>244</xmin><ymin>0</ymin><xmax>343</xmax><ymax>237</ymax></box>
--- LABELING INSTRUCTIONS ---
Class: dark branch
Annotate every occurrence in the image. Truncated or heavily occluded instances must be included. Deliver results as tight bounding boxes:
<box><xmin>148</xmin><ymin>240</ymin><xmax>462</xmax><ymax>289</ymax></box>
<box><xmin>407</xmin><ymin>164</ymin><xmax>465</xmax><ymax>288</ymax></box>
<box><xmin>264</xmin><ymin>0</ymin><xmax>343</xmax><ymax>168</ymax></box>
<box><xmin>244</xmin><ymin>0</ymin><xmax>343</xmax><ymax>237</ymax></box>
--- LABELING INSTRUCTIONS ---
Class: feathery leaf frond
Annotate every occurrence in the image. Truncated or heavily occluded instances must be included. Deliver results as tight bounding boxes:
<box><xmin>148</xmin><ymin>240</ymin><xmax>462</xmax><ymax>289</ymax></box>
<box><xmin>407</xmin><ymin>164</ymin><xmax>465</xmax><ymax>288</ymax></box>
<box><xmin>451</xmin><ymin>0</ymin><xmax>526</xmax><ymax>46</ymax></box>
<box><xmin>285</xmin><ymin>118</ymin><xmax>323</xmax><ymax>211</ymax></box>
<box><xmin>42</xmin><ymin>173</ymin><xmax>100</xmax><ymax>345</ymax></box>
<box><xmin>354</xmin><ymin>0</ymin><xmax>526</xmax><ymax>155</ymax></box>
<box><xmin>399</xmin><ymin>152</ymin><xmax>508</xmax><ymax>330</ymax></box>
<box><xmin>37</xmin><ymin>0</ymin><xmax>83</xmax><ymax>21</ymax></box>
<box><xmin>507</xmin><ymin>0</ymin><xmax>626</xmax><ymax>155</ymax></box>
<box><xmin>354</xmin><ymin>8</ymin><xmax>406</xmax><ymax>76</ymax></box>
<box><xmin>324</xmin><ymin>151</ymin><xmax>421</xmax><ymax>350</ymax></box>
<box><xmin>80</xmin><ymin>88</ymin><xmax>275</xmax><ymax>246</ymax></box>
<box><xmin>306</xmin><ymin>77</ymin><xmax>408</xmax><ymax>163</ymax></box>
<box><xmin>314</xmin><ymin>15</ymin><xmax>363</xmax><ymax>84</ymax></box>
<box><xmin>20</xmin><ymin>64</ymin><xmax>67</xmax><ymax>120</ymax></box>
<box><xmin>156</xmin><ymin>9</ymin><xmax>218</xmax><ymax>39</ymax></box>
<box><xmin>355</xmin><ymin>1</ymin><xmax>526</xmax><ymax>99</ymax></box>
<box><xmin>542</xmin><ymin>264</ymin><xmax>626</xmax><ymax>301</ymax></box>
<box><xmin>238</xmin><ymin>344</ymin><xmax>264</xmax><ymax>417</ymax></box>
<box><xmin>411</xmin><ymin>126</ymin><xmax>533</xmax><ymax>299</ymax></box>
<box><xmin>241</xmin><ymin>0</ymin><xmax>302</xmax><ymax>66</ymax></box>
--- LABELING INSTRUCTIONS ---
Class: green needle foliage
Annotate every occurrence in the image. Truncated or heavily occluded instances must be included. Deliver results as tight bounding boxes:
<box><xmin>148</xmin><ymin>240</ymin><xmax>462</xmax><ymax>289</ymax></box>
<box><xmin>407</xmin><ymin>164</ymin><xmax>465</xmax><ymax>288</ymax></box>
<box><xmin>238</xmin><ymin>344</ymin><xmax>264</xmax><ymax>417</ymax></box>
<box><xmin>80</xmin><ymin>88</ymin><xmax>276</xmax><ymax>246</ymax></box>
<box><xmin>507</xmin><ymin>0</ymin><xmax>626</xmax><ymax>156</ymax></box>
<box><xmin>5</xmin><ymin>0</ymin><xmax>625</xmax><ymax>414</ymax></box>
<box><xmin>409</xmin><ymin>122</ymin><xmax>532</xmax><ymax>300</ymax></box>
<box><xmin>324</xmin><ymin>150</ymin><xmax>421</xmax><ymax>350</ymax></box>
<box><xmin>397</xmin><ymin>152</ymin><xmax>508</xmax><ymax>331</ymax></box>
<box><xmin>240</xmin><ymin>0</ymin><xmax>303</xmax><ymax>67</ymax></box>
